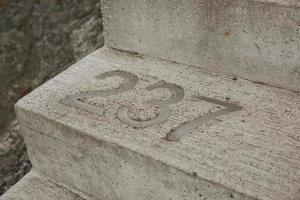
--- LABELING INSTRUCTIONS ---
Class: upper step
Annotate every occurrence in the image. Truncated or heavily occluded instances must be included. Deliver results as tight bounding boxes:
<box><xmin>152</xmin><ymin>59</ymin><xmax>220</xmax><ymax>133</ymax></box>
<box><xmin>100</xmin><ymin>0</ymin><xmax>300</xmax><ymax>92</ymax></box>
<box><xmin>15</xmin><ymin>47</ymin><xmax>300</xmax><ymax>200</ymax></box>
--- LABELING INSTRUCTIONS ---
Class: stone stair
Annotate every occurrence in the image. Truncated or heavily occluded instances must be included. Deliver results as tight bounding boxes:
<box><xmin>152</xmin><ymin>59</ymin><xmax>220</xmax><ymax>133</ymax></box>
<box><xmin>0</xmin><ymin>172</ymin><xmax>94</xmax><ymax>200</ymax></box>
<box><xmin>1</xmin><ymin>0</ymin><xmax>300</xmax><ymax>200</ymax></box>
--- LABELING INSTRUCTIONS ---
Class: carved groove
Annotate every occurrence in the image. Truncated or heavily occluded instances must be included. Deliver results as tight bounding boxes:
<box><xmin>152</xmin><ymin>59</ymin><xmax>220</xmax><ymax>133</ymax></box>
<box><xmin>60</xmin><ymin>70</ymin><xmax>242</xmax><ymax>142</ymax></box>
<box><xmin>117</xmin><ymin>105</ymin><xmax>171</xmax><ymax>128</ymax></box>
<box><xmin>166</xmin><ymin>96</ymin><xmax>243</xmax><ymax>142</ymax></box>
<box><xmin>117</xmin><ymin>82</ymin><xmax>184</xmax><ymax>128</ymax></box>
<box><xmin>60</xmin><ymin>70</ymin><xmax>138</xmax><ymax>115</ymax></box>
<box><xmin>145</xmin><ymin>82</ymin><xmax>184</xmax><ymax>105</ymax></box>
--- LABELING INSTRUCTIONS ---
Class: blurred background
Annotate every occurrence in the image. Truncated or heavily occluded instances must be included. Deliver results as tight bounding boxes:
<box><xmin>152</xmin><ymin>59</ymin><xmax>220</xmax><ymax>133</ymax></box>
<box><xmin>0</xmin><ymin>0</ymin><xmax>104</xmax><ymax>195</ymax></box>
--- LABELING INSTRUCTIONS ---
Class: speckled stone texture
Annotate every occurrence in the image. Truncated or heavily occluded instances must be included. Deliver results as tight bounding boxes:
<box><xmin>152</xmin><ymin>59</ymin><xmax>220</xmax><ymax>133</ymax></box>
<box><xmin>0</xmin><ymin>120</ymin><xmax>31</xmax><ymax>196</ymax></box>
<box><xmin>101</xmin><ymin>0</ymin><xmax>300</xmax><ymax>92</ymax></box>
<box><xmin>0</xmin><ymin>172</ymin><xmax>93</xmax><ymax>200</ymax></box>
<box><xmin>14</xmin><ymin>47</ymin><xmax>300</xmax><ymax>200</ymax></box>
<box><xmin>0</xmin><ymin>0</ymin><xmax>104</xmax><ymax>134</ymax></box>
<box><xmin>4</xmin><ymin>0</ymin><xmax>300</xmax><ymax>199</ymax></box>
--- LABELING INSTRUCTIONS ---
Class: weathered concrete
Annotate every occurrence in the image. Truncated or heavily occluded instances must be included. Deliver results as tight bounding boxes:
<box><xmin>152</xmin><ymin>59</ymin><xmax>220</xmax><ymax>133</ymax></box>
<box><xmin>14</xmin><ymin>47</ymin><xmax>300</xmax><ymax>200</ymax></box>
<box><xmin>5</xmin><ymin>0</ymin><xmax>300</xmax><ymax>199</ymax></box>
<box><xmin>101</xmin><ymin>0</ymin><xmax>300</xmax><ymax>92</ymax></box>
<box><xmin>0</xmin><ymin>171</ymin><xmax>92</xmax><ymax>200</ymax></box>
<box><xmin>254</xmin><ymin>0</ymin><xmax>300</xmax><ymax>7</ymax></box>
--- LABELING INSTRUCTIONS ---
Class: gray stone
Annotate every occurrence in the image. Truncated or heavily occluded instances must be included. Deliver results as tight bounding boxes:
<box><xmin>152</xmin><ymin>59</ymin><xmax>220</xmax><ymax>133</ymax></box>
<box><xmin>0</xmin><ymin>0</ymin><xmax>104</xmax><ymax>134</ymax></box>
<box><xmin>0</xmin><ymin>172</ymin><xmax>92</xmax><ymax>200</ymax></box>
<box><xmin>14</xmin><ymin>47</ymin><xmax>300</xmax><ymax>200</ymax></box>
<box><xmin>101</xmin><ymin>0</ymin><xmax>300</xmax><ymax>92</ymax></box>
<box><xmin>0</xmin><ymin>119</ymin><xmax>31</xmax><ymax>196</ymax></box>
<box><xmin>5</xmin><ymin>0</ymin><xmax>300</xmax><ymax>199</ymax></box>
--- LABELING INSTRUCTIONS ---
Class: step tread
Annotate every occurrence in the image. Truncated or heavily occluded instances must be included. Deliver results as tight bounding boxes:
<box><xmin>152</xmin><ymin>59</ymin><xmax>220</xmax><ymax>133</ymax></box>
<box><xmin>16</xmin><ymin>47</ymin><xmax>300</xmax><ymax>200</ymax></box>
<box><xmin>0</xmin><ymin>172</ymin><xmax>89</xmax><ymax>200</ymax></box>
<box><xmin>254</xmin><ymin>0</ymin><xmax>300</xmax><ymax>7</ymax></box>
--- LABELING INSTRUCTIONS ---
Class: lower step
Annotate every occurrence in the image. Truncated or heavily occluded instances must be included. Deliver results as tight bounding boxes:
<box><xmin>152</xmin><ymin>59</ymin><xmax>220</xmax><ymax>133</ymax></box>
<box><xmin>0</xmin><ymin>171</ymin><xmax>92</xmax><ymax>200</ymax></box>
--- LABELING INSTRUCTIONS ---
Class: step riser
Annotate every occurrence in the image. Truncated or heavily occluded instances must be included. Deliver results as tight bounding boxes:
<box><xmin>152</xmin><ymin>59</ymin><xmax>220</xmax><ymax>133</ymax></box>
<box><xmin>101</xmin><ymin>0</ymin><xmax>300</xmax><ymax>92</ymax></box>
<box><xmin>18</xmin><ymin>113</ymin><xmax>253</xmax><ymax>200</ymax></box>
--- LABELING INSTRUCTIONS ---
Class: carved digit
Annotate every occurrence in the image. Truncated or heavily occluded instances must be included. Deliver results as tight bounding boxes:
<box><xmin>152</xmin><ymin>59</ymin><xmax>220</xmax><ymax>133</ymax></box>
<box><xmin>166</xmin><ymin>96</ymin><xmax>243</xmax><ymax>141</ymax></box>
<box><xmin>60</xmin><ymin>70</ymin><xmax>242</xmax><ymax>142</ymax></box>
<box><xmin>117</xmin><ymin>82</ymin><xmax>184</xmax><ymax>128</ymax></box>
<box><xmin>60</xmin><ymin>70</ymin><xmax>138</xmax><ymax>115</ymax></box>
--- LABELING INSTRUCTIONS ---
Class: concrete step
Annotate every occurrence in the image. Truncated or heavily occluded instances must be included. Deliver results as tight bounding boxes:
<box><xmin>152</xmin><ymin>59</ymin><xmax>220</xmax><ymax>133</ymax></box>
<box><xmin>101</xmin><ymin>0</ymin><xmax>300</xmax><ymax>92</ymax></box>
<box><xmin>15</xmin><ymin>47</ymin><xmax>300</xmax><ymax>200</ymax></box>
<box><xmin>0</xmin><ymin>171</ymin><xmax>92</xmax><ymax>200</ymax></box>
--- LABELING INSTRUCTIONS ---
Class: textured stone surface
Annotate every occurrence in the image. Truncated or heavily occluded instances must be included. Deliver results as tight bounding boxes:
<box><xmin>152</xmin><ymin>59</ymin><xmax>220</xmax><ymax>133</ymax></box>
<box><xmin>0</xmin><ymin>120</ymin><xmax>31</xmax><ymax>196</ymax></box>
<box><xmin>0</xmin><ymin>0</ymin><xmax>104</xmax><ymax>134</ymax></box>
<box><xmin>254</xmin><ymin>0</ymin><xmax>300</xmax><ymax>7</ymax></box>
<box><xmin>0</xmin><ymin>172</ymin><xmax>93</xmax><ymax>200</ymax></box>
<box><xmin>15</xmin><ymin>47</ymin><xmax>300</xmax><ymax>200</ymax></box>
<box><xmin>101</xmin><ymin>0</ymin><xmax>300</xmax><ymax>92</ymax></box>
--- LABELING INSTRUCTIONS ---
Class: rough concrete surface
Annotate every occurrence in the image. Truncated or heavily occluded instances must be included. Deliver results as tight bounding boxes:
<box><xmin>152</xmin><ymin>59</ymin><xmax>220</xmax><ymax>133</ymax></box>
<box><xmin>0</xmin><ymin>172</ymin><xmax>93</xmax><ymax>200</ymax></box>
<box><xmin>0</xmin><ymin>0</ymin><xmax>104</xmax><ymax>134</ymax></box>
<box><xmin>254</xmin><ymin>0</ymin><xmax>300</xmax><ymax>7</ymax></box>
<box><xmin>101</xmin><ymin>0</ymin><xmax>300</xmax><ymax>92</ymax></box>
<box><xmin>15</xmin><ymin>47</ymin><xmax>300</xmax><ymax>200</ymax></box>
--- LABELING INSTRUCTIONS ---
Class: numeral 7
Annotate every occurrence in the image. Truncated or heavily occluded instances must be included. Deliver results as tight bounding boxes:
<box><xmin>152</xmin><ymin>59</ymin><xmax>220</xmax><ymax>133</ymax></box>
<box><xmin>165</xmin><ymin>96</ymin><xmax>243</xmax><ymax>142</ymax></box>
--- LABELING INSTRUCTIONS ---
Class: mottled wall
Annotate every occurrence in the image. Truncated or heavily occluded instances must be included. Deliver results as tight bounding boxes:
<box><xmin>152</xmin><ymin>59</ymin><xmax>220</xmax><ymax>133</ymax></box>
<box><xmin>0</xmin><ymin>0</ymin><xmax>104</xmax><ymax>134</ymax></box>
